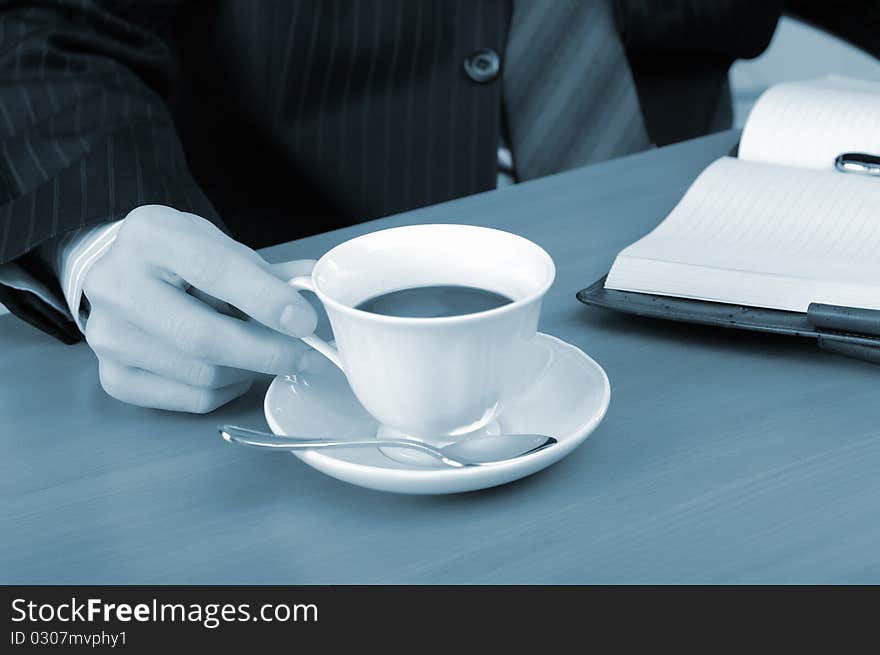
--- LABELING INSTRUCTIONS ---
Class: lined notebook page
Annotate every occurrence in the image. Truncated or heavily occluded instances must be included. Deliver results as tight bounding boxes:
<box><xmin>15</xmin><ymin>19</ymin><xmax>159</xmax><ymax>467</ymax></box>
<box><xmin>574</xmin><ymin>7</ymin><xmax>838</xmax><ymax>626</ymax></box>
<box><xmin>605</xmin><ymin>157</ymin><xmax>880</xmax><ymax>312</ymax></box>
<box><xmin>739</xmin><ymin>76</ymin><xmax>880</xmax><ymax>169</ymax></box>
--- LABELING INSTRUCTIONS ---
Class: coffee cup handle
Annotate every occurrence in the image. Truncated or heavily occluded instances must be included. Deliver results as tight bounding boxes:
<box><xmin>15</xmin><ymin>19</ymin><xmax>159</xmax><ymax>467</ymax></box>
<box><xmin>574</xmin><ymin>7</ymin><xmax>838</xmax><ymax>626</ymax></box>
<box><xmin>287</xmin><ymin>276</ymin><xmax>344</xmax><ymax>370</ymax></box>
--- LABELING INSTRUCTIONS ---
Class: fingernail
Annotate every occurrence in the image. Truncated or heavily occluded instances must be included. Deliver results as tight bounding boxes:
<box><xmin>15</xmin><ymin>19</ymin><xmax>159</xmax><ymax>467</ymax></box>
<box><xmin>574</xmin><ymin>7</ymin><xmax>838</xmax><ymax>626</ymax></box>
<box><xmin>279</xmin><ymin>302</ymin><xmax>317</xmax><ymax>336</ymax></box>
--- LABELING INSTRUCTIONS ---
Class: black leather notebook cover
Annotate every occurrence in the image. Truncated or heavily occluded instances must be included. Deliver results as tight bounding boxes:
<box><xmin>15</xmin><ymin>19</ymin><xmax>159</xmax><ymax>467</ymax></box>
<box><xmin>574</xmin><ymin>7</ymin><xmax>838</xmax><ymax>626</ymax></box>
<box><xmin>577</xmin><ymin>276</ymin><xmax>880</xmax><ymax>364</ymax></box>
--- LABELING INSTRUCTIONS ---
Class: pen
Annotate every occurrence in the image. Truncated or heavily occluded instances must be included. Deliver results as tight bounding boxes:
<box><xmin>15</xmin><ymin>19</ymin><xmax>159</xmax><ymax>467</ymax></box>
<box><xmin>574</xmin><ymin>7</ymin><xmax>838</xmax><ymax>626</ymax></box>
<box><xmin>835</xmin><ymin>152</ymin><xmax>880</xmax><ymax>177</ymax></box>
<box><xmin>807</xmin><ymin>303</ymin><xmax>880</xmax><ymax>338</ymax></box>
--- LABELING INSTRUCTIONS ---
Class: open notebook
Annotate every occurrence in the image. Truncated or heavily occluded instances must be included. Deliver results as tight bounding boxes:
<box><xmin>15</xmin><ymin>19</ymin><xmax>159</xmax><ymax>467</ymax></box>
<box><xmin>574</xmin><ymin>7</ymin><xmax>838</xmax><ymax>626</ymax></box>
<box><xmin>604</xmin><ymin>76</ymin><xmax>880</xmax><ymax>314</ymax></box>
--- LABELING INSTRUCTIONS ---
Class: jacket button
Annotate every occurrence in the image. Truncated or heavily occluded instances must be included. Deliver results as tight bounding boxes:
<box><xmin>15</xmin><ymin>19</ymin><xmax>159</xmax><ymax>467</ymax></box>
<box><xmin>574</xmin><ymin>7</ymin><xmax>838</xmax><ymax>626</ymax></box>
<box><xmin>464</xmin><ymin>48</ymin><xmax>500</xmax><ymax>83</ymax></box>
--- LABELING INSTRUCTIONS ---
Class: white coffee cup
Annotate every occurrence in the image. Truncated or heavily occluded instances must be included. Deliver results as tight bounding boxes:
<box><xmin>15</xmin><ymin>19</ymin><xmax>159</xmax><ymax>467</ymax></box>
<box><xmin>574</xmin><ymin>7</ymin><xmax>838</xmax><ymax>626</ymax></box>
<box><xmin>288</xmin><ymin>224</ymin><xmax>555</xmax><ymax>443</ymax></box>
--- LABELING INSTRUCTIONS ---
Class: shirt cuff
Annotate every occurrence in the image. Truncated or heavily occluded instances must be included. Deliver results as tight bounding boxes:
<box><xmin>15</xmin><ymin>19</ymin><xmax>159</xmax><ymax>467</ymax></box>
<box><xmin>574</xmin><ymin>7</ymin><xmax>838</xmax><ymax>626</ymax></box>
<box><xmin>57</xmin><ymin>221</ymin><xmax>124</xmax><ymax>332</ymax></box>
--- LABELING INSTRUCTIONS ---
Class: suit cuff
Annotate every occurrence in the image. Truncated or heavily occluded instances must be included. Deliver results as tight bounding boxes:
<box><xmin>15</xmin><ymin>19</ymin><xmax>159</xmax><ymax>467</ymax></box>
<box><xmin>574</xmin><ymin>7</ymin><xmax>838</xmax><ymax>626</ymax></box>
<box><xmin>0</xmin><ymin>261</ymin><xmax>68</xmax><ymax>315</ymax></box>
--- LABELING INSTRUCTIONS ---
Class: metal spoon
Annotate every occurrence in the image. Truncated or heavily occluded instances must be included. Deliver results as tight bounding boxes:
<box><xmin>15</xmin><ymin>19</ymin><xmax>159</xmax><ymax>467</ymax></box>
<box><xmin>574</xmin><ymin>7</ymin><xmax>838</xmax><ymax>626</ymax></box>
<box><xmin>219</xmin><ymin>424</ymin><xmax>557</xmax><ymax>468</ymax></box>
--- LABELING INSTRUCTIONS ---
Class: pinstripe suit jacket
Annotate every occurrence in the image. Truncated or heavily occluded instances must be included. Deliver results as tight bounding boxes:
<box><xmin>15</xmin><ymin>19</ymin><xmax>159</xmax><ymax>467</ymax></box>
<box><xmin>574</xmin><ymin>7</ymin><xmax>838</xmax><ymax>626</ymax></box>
<box><xmin>0</xmin><ymin>0</ymin><xmax>782</xmax><ymax>341</ymax></box>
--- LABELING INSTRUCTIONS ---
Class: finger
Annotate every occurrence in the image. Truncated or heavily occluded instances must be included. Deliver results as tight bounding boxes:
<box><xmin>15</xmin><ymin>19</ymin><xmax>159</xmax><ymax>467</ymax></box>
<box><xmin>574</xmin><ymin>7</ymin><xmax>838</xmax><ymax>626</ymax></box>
<box><xmin>98</xmin><ymin>359</ymin><xmax>252</xmax><ymax>413</ymax></box>
<box><xmin>124</xmin><ymin>209</ymin><xmax>317</xmax><ymax>336</ymax></box>
<box><xmin>116</xmin><ymin>279</ymin><xmax>312</xmax><ymax>374</ymax></box>
<box><xmin>188</xmin><ymin>264</ymin><xmax>315</xmax><ymax>321</ymax></box>
<box><xmin>86</xmin><ymin>313</ymin><xmax>256</xmax><ymax>389</ymax></box>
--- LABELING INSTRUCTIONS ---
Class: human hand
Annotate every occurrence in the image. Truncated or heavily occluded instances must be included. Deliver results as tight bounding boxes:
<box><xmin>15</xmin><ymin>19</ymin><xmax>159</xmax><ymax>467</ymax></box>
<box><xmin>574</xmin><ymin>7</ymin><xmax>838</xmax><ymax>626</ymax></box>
<box><xmin>82</xmin><ymin>205</ymin><xmax>319</xmax><ymax>413</ymax></box>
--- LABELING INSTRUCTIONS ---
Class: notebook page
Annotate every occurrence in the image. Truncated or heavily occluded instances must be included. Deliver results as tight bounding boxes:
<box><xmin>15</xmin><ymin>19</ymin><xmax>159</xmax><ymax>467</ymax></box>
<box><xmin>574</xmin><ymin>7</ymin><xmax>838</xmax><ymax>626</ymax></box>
<box><xmin>739</xmin><ymin>76</ymin><xmax>880</xmax><ymax>170</ymax></box>
<box><xmin>605</xmin><ymin>157</ymin><xmax>880</xmax><ymax>312</ymax></box>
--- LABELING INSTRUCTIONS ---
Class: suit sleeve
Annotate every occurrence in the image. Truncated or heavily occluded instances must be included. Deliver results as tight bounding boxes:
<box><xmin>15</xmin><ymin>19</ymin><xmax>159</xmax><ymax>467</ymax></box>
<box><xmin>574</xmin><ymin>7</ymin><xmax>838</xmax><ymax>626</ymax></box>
<box><xmin>0</xmin><ymin>0</ymin><xmax>221</xmax><ymax>340</ymax></box>
<box><xmin>613</xmin><ymin>0</ymin><xmax>782</xmax><ymax>60</ymax></box>
<box><xmin>785</xmin><ymin>0</ymin><xmax>880</xmax><ymax>60</ymax></box>
<box><xmin>610</xmin><ymin>0</ymin><xmax>782</xmax><ymax>147</ymax></box>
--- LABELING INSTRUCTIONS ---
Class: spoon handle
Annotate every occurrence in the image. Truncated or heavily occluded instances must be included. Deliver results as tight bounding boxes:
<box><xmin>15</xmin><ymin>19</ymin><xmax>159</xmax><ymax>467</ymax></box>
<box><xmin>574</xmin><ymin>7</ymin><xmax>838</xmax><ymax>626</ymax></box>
<box><xmin>219</xmin><ymin>425</ymin><xmax>460</xmax><ymax>465</ymax></box>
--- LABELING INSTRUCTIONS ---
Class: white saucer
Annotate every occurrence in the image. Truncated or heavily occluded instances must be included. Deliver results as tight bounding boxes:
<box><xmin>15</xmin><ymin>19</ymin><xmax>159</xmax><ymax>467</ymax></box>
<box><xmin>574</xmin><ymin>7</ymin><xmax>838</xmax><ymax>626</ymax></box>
<box><xmin>264</xmin><ymin>333</ymin><xmax>611</xmax><ymax>494</ymax></box>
